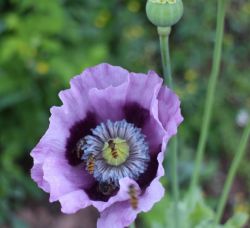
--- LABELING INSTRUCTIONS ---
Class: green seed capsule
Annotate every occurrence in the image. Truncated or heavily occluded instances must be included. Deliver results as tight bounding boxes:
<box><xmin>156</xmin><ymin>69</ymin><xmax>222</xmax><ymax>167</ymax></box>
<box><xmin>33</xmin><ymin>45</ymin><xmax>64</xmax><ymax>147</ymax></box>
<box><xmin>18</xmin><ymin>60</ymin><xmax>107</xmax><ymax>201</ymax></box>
<box><xmin>146</xmin><ymin>0</ymin><xmax>184</xmax><ymax>27</ymax></box>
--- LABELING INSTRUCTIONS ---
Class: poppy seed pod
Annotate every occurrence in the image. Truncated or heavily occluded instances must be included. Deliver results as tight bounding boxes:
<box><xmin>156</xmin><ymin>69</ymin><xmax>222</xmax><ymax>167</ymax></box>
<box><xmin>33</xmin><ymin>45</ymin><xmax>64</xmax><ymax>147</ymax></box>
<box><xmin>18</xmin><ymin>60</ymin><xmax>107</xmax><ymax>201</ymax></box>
<box><xmin>146</xmin><ymin>0</ymin><xmax>183</xmax><ymax>27</ymax></box>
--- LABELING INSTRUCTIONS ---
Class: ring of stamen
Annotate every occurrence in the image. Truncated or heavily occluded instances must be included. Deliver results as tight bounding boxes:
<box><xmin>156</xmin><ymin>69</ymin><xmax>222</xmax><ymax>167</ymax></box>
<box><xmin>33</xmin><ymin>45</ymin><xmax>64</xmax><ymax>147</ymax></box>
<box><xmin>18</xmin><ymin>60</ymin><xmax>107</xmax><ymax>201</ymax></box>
<box><xmin>81</xmin><ymin>120</ymin><xmax>150</xmax><ymax>187</ymax></box>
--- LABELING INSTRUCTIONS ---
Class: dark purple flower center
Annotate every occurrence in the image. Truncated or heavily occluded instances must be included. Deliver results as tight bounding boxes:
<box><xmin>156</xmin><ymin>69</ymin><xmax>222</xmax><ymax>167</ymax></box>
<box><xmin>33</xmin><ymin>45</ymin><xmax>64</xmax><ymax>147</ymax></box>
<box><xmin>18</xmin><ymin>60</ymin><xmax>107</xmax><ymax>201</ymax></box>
<box><xmin>65</xmin><ymin>103</ymin><xmax>160</xmax><ymax>201</ymax></box>
<box><xmin>65</xmin><ymin>112</ymin><xmax>97</xmax><ymax>166</ymax></box>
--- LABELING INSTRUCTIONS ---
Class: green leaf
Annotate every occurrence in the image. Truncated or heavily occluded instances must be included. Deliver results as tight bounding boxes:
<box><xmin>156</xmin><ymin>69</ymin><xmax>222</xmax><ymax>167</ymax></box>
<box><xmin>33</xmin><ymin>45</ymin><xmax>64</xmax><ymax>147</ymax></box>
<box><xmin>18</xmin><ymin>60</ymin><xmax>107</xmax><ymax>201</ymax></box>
<box><xmin>189</xmin><ymin>202</ymin><xmax>214</xmax><ymax>227</ymax></box>
<box><xmin>224</xmin><ymin>212</ymin><xmax>249</xmax><ymax>228</ymax></box>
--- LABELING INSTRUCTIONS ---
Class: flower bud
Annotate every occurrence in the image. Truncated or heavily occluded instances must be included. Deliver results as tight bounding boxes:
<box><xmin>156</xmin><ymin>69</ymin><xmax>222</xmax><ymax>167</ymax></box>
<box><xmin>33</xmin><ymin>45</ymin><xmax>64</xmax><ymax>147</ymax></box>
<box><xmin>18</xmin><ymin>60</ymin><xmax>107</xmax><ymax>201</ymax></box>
<box><xmin>146</xmin><ymin>0</ymin><xmax>184</xmax><ymax>27</ymax></box>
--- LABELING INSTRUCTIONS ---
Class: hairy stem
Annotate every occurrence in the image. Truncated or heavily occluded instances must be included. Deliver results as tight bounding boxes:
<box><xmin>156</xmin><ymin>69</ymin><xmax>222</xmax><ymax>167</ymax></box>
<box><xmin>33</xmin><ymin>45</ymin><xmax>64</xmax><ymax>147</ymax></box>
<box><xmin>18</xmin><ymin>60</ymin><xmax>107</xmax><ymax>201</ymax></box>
<box><xmin>158</xmin><ymin>26</ymin><xmax>179</xmax><ymax>228</ymax></box>
<box><xmin>158</xmin><ymin>27</ymin><xmax>173</xmax><ymax>87</ymax></box>
<box><xmin>190</xmin><ymin>0</ymin><xmax>228</xmax><ymax>192</ymax></box>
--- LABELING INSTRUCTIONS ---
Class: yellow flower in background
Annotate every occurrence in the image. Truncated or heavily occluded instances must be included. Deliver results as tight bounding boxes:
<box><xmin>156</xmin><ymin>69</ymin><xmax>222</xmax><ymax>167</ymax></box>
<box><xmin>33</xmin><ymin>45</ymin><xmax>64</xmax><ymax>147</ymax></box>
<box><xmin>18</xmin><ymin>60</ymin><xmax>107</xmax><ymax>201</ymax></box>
<box><xmin>127</xmin><ymin>1</ymin><xmax>141</xmax><ymax>13</ymax></box>
<box><xmin>36</xmin><ymin>61</ymin><xmax>49</xmax><ymax>75</ymax></box>
<box><xmin>242</xmin><ymin>2</ymin><xmax>250</xmax><ymax>14</ymax></box>
<box><xmin>224</xmin><ymin>34</ymin><xmax>234</xmax><ymax>47</ymax></box>
<box><xmin>234</xmin><ymin>193</ymin><xmax>250</xmax><ymax>214</ymax></box>
<box><xmin>175</xmin><ymin>87</ymin><xmax>185</xmax><ymax>99</ymax></box>
<box><xmin>94</xmin><ymin>10</ymin><xmax>111</xmax><ymax>28</ymax></box>
<box><xmin>183</xmin><ymin>69</ymin><xmax>198</xmax><ymax>94</ymax></box>
<box><xmin>184</xmin><ymin>69</ymin><xmax>198</xmax><ymax>82</ymax></box>
<box><xmin>124</xmin><ymin>26</ymin><xmax>144</xmax><ymax>40</ymax></box>
<box><xmin>186</xmin><ymin>83</ymin><xmax>197</xmax><ymax>95</ymax></box>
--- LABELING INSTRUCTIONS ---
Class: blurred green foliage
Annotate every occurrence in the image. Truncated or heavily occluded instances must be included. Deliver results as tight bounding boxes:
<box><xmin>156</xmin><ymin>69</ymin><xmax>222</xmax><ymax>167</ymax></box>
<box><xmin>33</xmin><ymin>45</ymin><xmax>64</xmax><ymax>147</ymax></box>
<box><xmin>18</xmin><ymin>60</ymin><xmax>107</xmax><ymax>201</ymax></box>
<box><xmin>141</xmin><ymin>188</ymin><xmax>248</xmax><ymax>228</ymax></box>
<box><xmin>0</xmin><ymin>0</ymin><xmax>249</xmax><ymax>226</ymax></box>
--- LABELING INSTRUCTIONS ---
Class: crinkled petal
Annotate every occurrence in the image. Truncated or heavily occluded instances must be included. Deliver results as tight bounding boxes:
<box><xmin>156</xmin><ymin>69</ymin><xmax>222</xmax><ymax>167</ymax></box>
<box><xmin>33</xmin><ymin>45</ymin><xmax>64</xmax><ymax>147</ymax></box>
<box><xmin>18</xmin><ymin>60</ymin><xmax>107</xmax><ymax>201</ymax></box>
<box><xmin>123</xmin><ymin>70</ymin><xmax>167</xmax><ymax>154</ymax></box>
<box><xmin>88</xmin><ymin>82</ymin><xmax>129</xmax><ymax>123</ymax></box>
<box><xmin>31</xmin><ymin>162</ymin><xmax>49</xmax><ymax>192</ymax></box>
<box><xmin>97</xmin><ymin>201</ymin><xmax>137</xmax><ymax>228</ymax></box>
<box><xmin>43</xmin><ymin>153</ymin><xmax>94</xmax><ymax>202</ymax></box>
<box><xmin>80</xmin><ymin>63</ymin><xmax>129</xmax><ymax>90</ymax></box>
<box><xmin>139</xmin><ymin>145</ymin><xmax>165</xmax><ymax>211</ymax></box>
<box><xmin>97</xmin><ymin>148</ymin><xmax>165</xmax><ymax>228</ymax></box>
<box><xmin>59</xmin><ymin>190</ymin><xmax>92</xmax><ymax>214</ymax></box>
<box><xmin>125</xmin><ymin>70</ymin><xmax>162</xmax><ymax>110</ymax></box>
<box><xmin>157</xmin><ymin>86</ymin><xmax>183</xmax><ymax>137</ymax></box>
<box><xmin>31</xmin><ymin>127</ymin><xmax>67</xmax><ymax>193</ymax></box>
<box><xmin>31</xmin><ymin>108</ymin><xmax>95</xmax><ymax>202</ymax></box>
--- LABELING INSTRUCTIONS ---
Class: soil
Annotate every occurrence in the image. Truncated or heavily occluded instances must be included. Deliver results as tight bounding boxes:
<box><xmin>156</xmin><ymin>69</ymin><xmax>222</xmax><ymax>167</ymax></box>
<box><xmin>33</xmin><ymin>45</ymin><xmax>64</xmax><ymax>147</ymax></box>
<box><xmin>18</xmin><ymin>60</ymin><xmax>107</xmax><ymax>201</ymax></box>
<box><xmin>15</xmin><ymin>204</ymin><xmax>99</xmax><ymax>228</ymax></box>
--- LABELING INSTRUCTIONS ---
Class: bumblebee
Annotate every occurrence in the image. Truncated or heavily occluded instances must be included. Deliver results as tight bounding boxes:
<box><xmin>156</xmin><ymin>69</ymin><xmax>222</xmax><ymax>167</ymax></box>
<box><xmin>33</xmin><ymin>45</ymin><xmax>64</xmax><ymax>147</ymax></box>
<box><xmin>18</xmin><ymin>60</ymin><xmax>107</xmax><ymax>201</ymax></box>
<box><xmin>128</xmin><ymin>184</ymin><xmax>138</xmax><ymax>210</ymax></box>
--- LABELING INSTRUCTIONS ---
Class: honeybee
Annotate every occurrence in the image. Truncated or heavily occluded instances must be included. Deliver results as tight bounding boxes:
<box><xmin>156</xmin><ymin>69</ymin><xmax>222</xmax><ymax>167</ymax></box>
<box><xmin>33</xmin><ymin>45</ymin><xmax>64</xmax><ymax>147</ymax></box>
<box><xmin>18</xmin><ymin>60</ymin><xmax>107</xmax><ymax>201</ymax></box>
<box><xmin>98</xmin><ymin>182</ymin><xmax>116</xmax><ymax>196</ymax></box>
<box><xmin>86</xmin><ymin>155</ymin><xmax>95</xmax><ymax>175</ymax></box>
<box><xmin>128</xmin><ymin>184</ymin><xmax>138</xmax><ymax>210</ymax></box>
<box><xmin>108</xmin><ymin>139</ymin><xmax>118</xmax><ymax>159</ymax></box>
<box><xmin>73</xmin><ymin>138</ymin><xmax>86</xmax><ymax>159</ymax></box>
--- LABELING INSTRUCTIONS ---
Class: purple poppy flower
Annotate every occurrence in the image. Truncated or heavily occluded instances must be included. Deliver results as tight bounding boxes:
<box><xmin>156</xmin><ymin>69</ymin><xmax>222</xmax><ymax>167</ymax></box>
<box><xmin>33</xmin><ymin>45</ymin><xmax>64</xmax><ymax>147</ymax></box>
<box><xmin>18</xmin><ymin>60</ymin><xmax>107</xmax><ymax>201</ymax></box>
<box><xmin>31</xmin><ymin>63</ymin><xmax>183</xmax><ymax>228</ymax></box>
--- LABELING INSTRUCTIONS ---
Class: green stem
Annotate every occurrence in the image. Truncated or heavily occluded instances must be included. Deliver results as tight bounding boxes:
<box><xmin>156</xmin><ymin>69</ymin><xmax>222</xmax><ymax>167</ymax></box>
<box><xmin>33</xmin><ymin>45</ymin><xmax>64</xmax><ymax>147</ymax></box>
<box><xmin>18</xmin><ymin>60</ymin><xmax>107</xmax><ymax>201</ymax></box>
<box><xmin>215</xmin><ymin>121</ymin><xmax>250</xmax><ymax>224</ymax></box>
<box><xmin>158</xmin><ymin>27</ymin><xmax>173</xmax><ymax>88</ymax></box>
<box><xmin>158</xmin><ymin>26</ymin><xmax>179</xmax><ymax>228</ymax></box>
<box><xmin>190</xmin><ymin>0</ymin><xmax>228</xmax><ymax>192</ymax></box>
<box><xmin>170</xmin><ymin>136</ymin><xmax>179</xmax><ymax>226</ymax></box>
